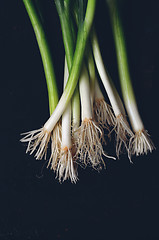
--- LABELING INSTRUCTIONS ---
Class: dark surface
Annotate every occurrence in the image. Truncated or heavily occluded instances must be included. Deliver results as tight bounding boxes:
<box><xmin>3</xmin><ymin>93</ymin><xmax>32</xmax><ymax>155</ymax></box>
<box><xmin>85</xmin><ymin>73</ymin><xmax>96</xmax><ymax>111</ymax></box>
<box><xmin>0</xmin><ymin>0</ymin><xmax>159</xmax><ymax>239</ymax></box>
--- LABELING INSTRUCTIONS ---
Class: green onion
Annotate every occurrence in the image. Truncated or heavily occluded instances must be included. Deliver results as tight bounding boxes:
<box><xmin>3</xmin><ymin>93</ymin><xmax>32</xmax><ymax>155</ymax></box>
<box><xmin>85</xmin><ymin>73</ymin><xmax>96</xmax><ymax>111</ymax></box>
<box><xmin>107</xmin><ymin>0</ymin><xmax>154</xmax><ymax>157</ymax></box>
<box><xmin>56</xmin><ymin>58</ymin><xmax>78</xmax><ymax>183</ymax></box>
<box><xmin>23</xmin><ymin>0</ymin><xmax>58</xmax><ymax>114</ymax></box>
<box><xmin>21</xmin><ymin>0</ymin><xmax>60</xmax><ymax>161</ymax></box>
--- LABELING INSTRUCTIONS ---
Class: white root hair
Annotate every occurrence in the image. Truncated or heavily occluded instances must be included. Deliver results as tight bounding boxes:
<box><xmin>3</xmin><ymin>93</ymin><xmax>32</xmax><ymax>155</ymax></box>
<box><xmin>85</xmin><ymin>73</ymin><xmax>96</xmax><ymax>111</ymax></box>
<box><xmin>129</xmin><ymin>129</ymin><xmax>155</xmax><ymax>158</ymax></box>
<box><xmin>20</xmin><ymin>127</ymin><xmax>51</xmax><ymax>160</ymax></box>
<box><xmin>112</xmin><ymin>114</ymin><xmax>134</xmax><ymax>159</ymax></box>
<box><xmin>56</xmin><ymin>147</ymin><xmax>78</xmax><ymax>183</ymax></box>
<box><xmin>75</xmin><ymin>118</ymin><xmax>115</xmax><ymax>170</ymax></box>
<box><xmin>94</xmin><ymin>98</ymin><xmax>116</xmax><ymax>129</ymax></box>
<box><xmin>47</xmin><ymin>122</ymin><xmax>62</xmax><ymax>170</ymax></box>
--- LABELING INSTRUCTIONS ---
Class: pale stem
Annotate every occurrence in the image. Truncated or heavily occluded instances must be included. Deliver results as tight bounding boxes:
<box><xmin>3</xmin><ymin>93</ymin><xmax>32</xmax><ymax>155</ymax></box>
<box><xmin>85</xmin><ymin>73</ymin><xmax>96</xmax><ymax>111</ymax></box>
<box><xmin>79</xmin><ymin>65</ymin><xmax>92</xmax><ymax>121</ymax></box>
<box><xmin>94</xmin><ymin>77</ymin><xmax>105</xmax><ymax>100</ymax></box>
<box><xmin>62</xmin><ymin>58</ymin><xmax>72</xmax><ymax>149</ymax></box>
<box><xmin>91</xmin><ymin>29</ymin><xmax>125</xmax><ymax>117</ymax></box>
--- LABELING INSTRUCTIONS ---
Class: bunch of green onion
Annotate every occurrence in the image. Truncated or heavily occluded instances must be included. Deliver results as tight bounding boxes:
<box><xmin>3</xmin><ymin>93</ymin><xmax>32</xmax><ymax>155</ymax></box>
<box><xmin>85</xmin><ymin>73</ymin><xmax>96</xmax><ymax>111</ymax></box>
<box><xmin>21</xmin><ymin>0</ymin><xmax>154</xmax><ymax>183</ymax></box>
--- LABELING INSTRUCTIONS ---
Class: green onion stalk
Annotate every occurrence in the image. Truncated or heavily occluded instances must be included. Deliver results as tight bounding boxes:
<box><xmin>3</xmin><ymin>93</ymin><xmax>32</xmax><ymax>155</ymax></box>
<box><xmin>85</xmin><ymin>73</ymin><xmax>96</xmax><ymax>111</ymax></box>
<box><xmin>21</xmin><ymin>0</ymin><xmax>61</xmax><ymax>163</ymax></box>
<box><xmin>90</xmin><ymin>28</ymin><xmax>133</xmax><ymax>158</ymax></box>
<box><xmin>53</xmin><ymin>0</ymin><xmax>79</xmax><ymax>182</ymax></box>
<box><xmin>54</xmin><ymin>0</ymin><xmax>80</xmax><ymax>131</ymax></box>
<box><xmin>56</xmin><ymin>58</ymin><xmax>78</xmax><ymax>183</ymax></box>
<box><xmin>106</xmin><ymin>0</ymin><xmax>154</xmax><ymax>157</ymax></box>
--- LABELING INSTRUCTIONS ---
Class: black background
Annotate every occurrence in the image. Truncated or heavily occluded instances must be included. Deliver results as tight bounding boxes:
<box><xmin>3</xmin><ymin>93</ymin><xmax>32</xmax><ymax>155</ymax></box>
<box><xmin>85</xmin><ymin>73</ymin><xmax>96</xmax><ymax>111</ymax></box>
<box><xmin>0</xmin><ymin>0</ymin><xmax>159</xmax><ymax>239</ymax></box>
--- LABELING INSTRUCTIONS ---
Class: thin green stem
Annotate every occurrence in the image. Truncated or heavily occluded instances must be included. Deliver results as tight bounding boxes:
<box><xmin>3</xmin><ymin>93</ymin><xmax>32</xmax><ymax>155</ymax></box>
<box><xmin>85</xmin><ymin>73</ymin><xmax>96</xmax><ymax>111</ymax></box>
<box><xmin>54</xmin><ymin>0</ymin><xmax>81</xmax><ymax>128</ymax></box>
<box><xmin>85</xmin><ymin>43</ymin><xmax>96</xmax><ymax>104</ymax></box>
<box><xmin>107</xmin><ymin>0</ymin><xmax>136</xmax><ymax>105</ymax></box>
<box><xmin>23</xmin><ymin>0</ymin><xmax>59</xmax><ymax>115</ymax></box>
<box><xmin>54</xmin><ymin>0</ymin><xmax>74</xmax><ymax>71</ymax></box>
<box><xmin>107</xmin><ymin>0</ymin><xmax>144</xmax><ymax>131</ymax></box>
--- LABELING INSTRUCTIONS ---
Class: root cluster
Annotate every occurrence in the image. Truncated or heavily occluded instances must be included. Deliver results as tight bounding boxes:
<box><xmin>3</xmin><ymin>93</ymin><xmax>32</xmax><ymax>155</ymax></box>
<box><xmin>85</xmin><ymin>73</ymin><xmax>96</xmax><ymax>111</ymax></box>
<box><xmin>94</xmin><ymin>99</ymin><xmax>116</xmax><ymax>129</ymax></box>
<box><xmin>129</xmin><ymin>129</ymin><xmax>155</xmax><ymax>158</ymax></box>
<box><xmin>21</xmin><ymin>113</ymin><xmax>154</xmax><ymax>183</ymax></box>
<box><xmin>21</xmin><ymin>128</ymin><xmax>51</xmax><ymax>160</ymax></box>
<box><xmin>75</xmin><ymin>118</ymin><xmax>111</xmax><ymax>170</ymax></box>
<box><xmin>113</xmin><ymin>114</ymin><xmax>134</xmax><ymax>159</ymax></box>
<box><xmin>56</xmin><ymin>148</ymin><xmax>78</xmax><ymax>183</ymax></box>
